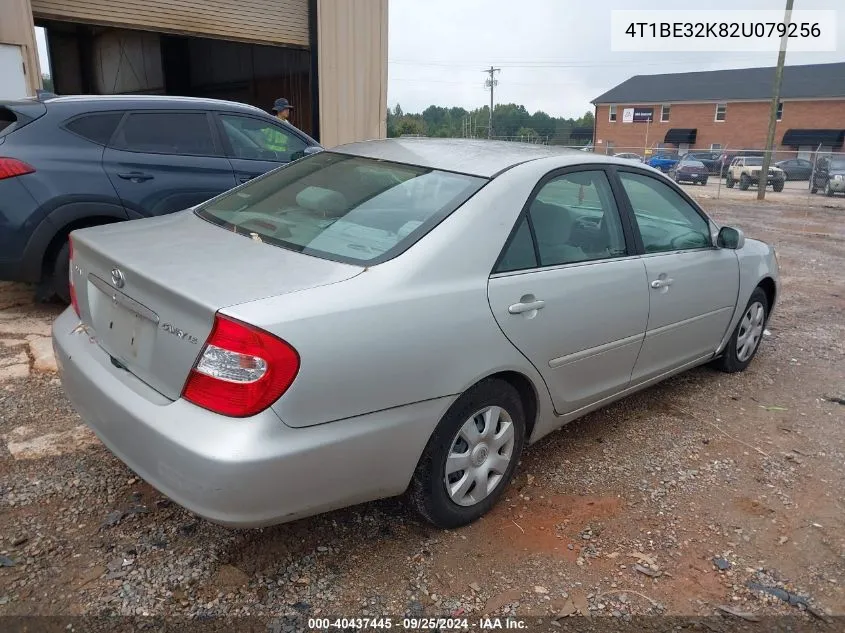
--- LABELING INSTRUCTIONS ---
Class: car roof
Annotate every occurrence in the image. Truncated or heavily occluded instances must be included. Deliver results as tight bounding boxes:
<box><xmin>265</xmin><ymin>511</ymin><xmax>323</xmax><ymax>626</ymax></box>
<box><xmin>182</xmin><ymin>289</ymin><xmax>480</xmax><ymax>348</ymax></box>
<box><xmin>42</xmin><ymin>94</ymin><xmax>270</xmax><ymax>116</ymax></box>
<box><xmin>332</xmin><ymin>138</ymin><xmax>592</xmax><ymax>178</ymax></box>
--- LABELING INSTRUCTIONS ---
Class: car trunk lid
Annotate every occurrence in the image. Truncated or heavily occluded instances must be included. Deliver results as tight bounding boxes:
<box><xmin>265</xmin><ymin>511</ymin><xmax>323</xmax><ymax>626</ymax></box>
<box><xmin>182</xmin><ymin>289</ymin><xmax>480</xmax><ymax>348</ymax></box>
<box><xmin>70</xmin><ymin>210</ymin><xmax>363</xmax><ymax>400</ymax></box>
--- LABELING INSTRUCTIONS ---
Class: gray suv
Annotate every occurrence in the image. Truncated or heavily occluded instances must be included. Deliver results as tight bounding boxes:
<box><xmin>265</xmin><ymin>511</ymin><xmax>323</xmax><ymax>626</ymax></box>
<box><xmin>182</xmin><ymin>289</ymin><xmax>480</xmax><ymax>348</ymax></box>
<box><xmin>0</xmin><ymin>94</ymin><xmax>320</xmax><ymax>301</ymax></box>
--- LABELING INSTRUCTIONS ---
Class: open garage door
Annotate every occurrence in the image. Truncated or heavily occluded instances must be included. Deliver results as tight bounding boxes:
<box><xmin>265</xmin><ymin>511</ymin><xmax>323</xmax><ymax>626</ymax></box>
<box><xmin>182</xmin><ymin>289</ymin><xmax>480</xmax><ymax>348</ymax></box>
<box><xmin>31</xmin><ymin>0</ymin><xmax>308</xmax><ymax>47</ymax></box>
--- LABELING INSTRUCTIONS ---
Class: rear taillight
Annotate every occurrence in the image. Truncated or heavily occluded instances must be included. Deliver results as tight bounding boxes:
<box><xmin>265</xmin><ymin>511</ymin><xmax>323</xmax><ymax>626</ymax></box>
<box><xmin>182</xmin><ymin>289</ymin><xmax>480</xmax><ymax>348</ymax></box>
<box><xmin>0</xmin><ymin>157</ymin><xmax>35</xmax><ymax>180</ymax></box>
<box><xmin>68</xmin><ymin>237</ymin><xmax>80</xmax><ymax>316</ymax></box>
<box><xmin>182</xmin><ymin>314</ymin><xmax>300</xmax><ymax>418</ymax></box>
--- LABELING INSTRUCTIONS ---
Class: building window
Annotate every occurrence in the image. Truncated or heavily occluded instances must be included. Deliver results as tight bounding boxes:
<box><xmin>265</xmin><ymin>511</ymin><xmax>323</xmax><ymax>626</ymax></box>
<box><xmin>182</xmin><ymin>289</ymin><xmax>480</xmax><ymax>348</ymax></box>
<box><xmin>710</xmin><ymin>143</ymin><xmax>722</xmax><ymax>151</ymax></box>
<box><xmin>609</xmin><ymin>105</ymin><xmax>617</xmax><ymax>122</ymax></box>
<box><xmin>715</xmin><ymin>103</ymin><xmax>727</xmax><ymax>122</ymax></box>
<box><xmin>776</xmin><ymin>101</ymin><xmax>783</xmax><ymax>121</ymax></box>
<box><xmin>660</xmin><ymin>104</ymin><xmax>670</xmax><ymax>122</ymax></box>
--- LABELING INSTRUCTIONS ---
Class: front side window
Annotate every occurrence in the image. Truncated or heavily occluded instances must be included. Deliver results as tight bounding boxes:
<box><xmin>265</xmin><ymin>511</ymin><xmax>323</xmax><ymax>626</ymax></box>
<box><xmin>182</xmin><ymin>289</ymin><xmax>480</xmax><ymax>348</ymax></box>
<box><xmin>609</xmin><ymin>105</ymin><xmax>617</xmax><ymax>122</ymax></box>
<box><xmin>618</xmin><ymin>171</ymin><xmax>711</xmax><ymax>253</ymax></box>
<box><xmin>112</xmin><ymin>112</ymin><xmax>217</xmax><ymax>155</ymax></box>
<box><xmin>197</xmin><ymin>152</ymin><xmax>486</xmax><ymax>265</ymax></box>
<box><xmin>660</xmin><ymin>104</ymin><xmax>670</xmax><ymax>122</ymax></box>
<box><xmin>715</xmin><ymin>103</ymin><xmax>727</xmax><ymax>122</ymax></box>
<box><xmin>220</xmin><ymin>114</ymin><xmax>308</xmax><ymax>162</ymax></box>
<box><xmin>516</xmin><ymin>170</ymin><xmax>627</xmax><ymax>268</ymax></box>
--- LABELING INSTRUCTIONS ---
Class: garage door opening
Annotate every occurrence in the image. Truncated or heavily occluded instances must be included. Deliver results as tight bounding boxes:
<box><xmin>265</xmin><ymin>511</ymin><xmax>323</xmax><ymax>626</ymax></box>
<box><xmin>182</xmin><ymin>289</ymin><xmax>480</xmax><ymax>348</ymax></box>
<box><xmin>38</xmin><ymin>22</ymin><xmax>314</xmax><ymax>135</ymax></box>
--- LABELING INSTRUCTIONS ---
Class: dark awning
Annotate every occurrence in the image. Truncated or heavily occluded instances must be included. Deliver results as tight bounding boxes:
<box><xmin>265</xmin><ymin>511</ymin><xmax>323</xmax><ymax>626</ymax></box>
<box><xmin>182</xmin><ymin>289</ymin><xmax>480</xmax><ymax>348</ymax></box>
<box><xmin>782</xmin><ymin>129</ymin><xmax>845</xmax><ymax>147</ymax></box>
<box><xmin>570</xmin><ymin>127</ymin><xmax>593</xmax><ymax>140</ymax></box>
<box><xmin>664</xmin><ymin>128</ymin><xmax>697</xmax><ymax>144</ymax></box>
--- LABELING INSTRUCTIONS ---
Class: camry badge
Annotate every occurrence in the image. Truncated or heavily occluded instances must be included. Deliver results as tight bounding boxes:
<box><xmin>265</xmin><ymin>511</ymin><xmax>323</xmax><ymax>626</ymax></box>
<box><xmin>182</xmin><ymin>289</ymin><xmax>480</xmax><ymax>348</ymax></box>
<box><xmin>111</xmin><ymin>268</ymin><xmax>125</xmax><ymax>289</ymax></box>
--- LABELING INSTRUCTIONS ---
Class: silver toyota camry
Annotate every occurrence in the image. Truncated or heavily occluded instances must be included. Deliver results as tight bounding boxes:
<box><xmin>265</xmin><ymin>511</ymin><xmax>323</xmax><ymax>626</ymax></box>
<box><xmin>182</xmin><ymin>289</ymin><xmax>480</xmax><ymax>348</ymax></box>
<box><xmin>53</xmin><ymin>139</ymin><xmax>779</xmax><ymax>529</ymax></box>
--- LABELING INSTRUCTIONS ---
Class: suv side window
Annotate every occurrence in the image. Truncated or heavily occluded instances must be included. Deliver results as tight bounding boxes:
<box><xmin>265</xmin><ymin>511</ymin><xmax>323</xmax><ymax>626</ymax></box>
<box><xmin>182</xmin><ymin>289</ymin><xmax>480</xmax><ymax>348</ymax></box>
<box><xmin>495</xmin><ymin>170</ymin><xmax>627</xmax><ymax>272</ymax></box>
<box><xmin>219</xmin><ymin>114</ymin><xmax>308</xmax><ymax>162</ymax></box>
<box><xmin>65</xmin><ymin>112</ymin><xmax>124</xmax><ymax>145</ymax></box>
<box><xmin>618</xmin><ymin>171</ymin><xmax>712</xmax><ymax>253</ymax></box>
<box><xmin>111</xmin><ymin>112</ymin><xmax>217</xmax><ymax>156</ymax></box>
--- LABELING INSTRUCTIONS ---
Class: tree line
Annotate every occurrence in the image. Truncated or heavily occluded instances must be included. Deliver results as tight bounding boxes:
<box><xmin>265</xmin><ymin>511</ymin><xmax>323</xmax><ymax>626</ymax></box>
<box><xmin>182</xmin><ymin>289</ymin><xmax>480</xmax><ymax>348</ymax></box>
<box><xmin>386</xmin><ymin>103</ymin><xmax>595</xmax><ymax>145</ymax></box>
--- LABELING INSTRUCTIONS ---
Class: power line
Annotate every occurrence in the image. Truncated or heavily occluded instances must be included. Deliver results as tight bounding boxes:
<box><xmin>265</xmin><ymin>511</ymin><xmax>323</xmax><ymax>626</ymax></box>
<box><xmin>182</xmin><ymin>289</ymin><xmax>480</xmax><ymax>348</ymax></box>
<box><xmin>388</xmin><ymin>56</ymin><xmax>774</xmax><ymax>69</ymax></box>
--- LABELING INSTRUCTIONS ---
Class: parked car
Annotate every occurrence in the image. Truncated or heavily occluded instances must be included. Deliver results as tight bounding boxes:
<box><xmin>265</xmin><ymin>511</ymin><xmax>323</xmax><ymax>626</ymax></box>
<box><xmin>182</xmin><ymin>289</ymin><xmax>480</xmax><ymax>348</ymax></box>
<box><xmin>0</xmin><ymin>94</ymin><xmax>321</xmax><ymax>302</ymax></box>
<box><xmin>669</xmin><ymin>158</ymin><xmax>709</xmax><ymax>185</ymax></box>
<box><xmin>719</xmin><ymin>150</ymin><xmax>764</xmax><ymax>177</ymax></box>
<box><xmin>810</xmin><ymin>155</ymin><xmax>845</xmax><ymax>196</ymax></box>
<box><xmin>680</xmin><ymin>151</ymin><xmax>720</xmax><ymax>174</ymax></box>
<box><xmin>646</xmin><ymin>152</ymin><xmax>679</xmax><ymax>172</ymax></box>
<box><xmin>774</xmin><ymin>158</ymin><xmax>813</xmax><ymax>181</ymax></box>
<box><xmin>725</xmin><ymin>156</ymin><xmax>785</xmax><ymax>191</ymax></box>
<box><xmin>54</xmin><ymin>140</ymin><xmax>779</xmax><ymax>529</ymax></box>
<box><xmin>614</xmin><ymin>152</ymin><xmax>643</xmax><ymax>162</ymax></box>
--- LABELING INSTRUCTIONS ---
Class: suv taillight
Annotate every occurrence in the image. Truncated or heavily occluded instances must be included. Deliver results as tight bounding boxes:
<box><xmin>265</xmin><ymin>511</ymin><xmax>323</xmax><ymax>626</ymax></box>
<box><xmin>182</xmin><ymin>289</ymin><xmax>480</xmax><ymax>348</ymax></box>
<box><xmin>68</xmin><ymin>237</ymin><xmax>80</xmax><ymax>316</ymax></box>
<box><xmin>182</xmin><ymin>314</ymin><xmax>300</xmax><ymax>418</ymax></box>
<box><xmin>0</xmin><ymin>157</ymin><xmax>35</xmax><ymax>180</ymax></box>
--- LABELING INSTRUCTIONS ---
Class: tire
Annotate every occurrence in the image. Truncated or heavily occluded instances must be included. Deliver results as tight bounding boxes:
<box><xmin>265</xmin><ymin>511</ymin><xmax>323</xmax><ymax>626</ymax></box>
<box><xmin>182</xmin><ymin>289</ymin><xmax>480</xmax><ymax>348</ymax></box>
<box><xmin>702</xmin><ymin>178</ymin><xmax>708</xmax><ymax>186</ymax></box>
<box><xmin>51</xmin><ymin>241</ymin><xmax>71</xmax><ymax>304</ymax></box>
<box><xmin>810</xmin><ymin>180</ymin><xmax>818</xmax><ymax>194</ymax></box>
<box><xmin>713</xmin><ymin>287</ymin><xmax>768</xmax><ymax>374</ymax></box>
<box><xmin>726</xmin><ymin>174</ymin><xmax>735</xmax><ymax>188</ymax></box>
<box><xmin>409</xmin><ymin>378</ymin><xmax>526</xmax><ymax>528</ymax></box>
<box><xmin>739</xmin><ymin>174</ymin><xmax>750</xmax><ymax>190</ymax></box>
<box><xmin>773</xmin><ymin>179</ymin><xmax>784</xmax><ymax>192</ymax></box>
<box><xmin>826</xmin><ymin>180</ymin><xmax>835</xmax><ymax>197</ymax></box>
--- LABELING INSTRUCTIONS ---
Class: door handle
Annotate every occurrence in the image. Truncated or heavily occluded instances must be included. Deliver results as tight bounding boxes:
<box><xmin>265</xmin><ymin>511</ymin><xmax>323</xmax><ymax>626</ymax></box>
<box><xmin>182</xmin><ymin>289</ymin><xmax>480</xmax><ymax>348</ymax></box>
<box><xmin>237</xmin><ymin>175</ymin><xmax>255</xmax><ymax>184</ymax></box>
<box><xmin>508</xmin><ymin>299</ymin><xmax>545</xmax><ymax>314</ymax></box>
<box><xmin>650</xmin><ymin>278</ymin><xmax>674</xmax><ymax>289</ymax></box>
<box><xmin>117</xmin><ymin>172</ymin><xmax>154</xmax><ymax>182</ymax></box>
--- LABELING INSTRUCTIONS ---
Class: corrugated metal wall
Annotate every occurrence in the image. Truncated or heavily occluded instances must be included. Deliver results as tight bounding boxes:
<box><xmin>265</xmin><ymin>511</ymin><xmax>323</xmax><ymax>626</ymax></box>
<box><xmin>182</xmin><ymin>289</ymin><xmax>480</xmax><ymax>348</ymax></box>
<box><xmin>31</xmin><ymin>0</ymin><xmax>309</xmax><ymax>46</ymax></box>
<box><xmin>317</xmin><ymin>0</ymin><xmax>388</xmax><ymax>147</ymax></box>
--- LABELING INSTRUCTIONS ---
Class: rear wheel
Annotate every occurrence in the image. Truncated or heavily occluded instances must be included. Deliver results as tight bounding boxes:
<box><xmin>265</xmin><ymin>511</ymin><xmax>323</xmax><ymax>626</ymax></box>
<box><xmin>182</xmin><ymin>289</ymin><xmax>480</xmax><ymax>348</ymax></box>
<box><xmin>739</xmin><ymin>174</ymin><xmax>750</xmax><ymax>190</ymax></box>
<box><xmin>410</xmin><ymin>378</ymin><xmax>525</xmax><ymax>528</ymax></box>
<box><xmin>773</xmin><ymin>179</ymin><xmax>784</xmax><ymax>192</ymax></box>
<box><xmin>826</xmin><ymin>179</ymin><xmax>835</xmax><ymax>197</ymax></box>
<box><xmin>50</xmin><ymin>241</ymin><xmax>71</xmax><ymax>304</ymax></box>
<box><xmin>713</xmin><ymin>287</ymin><xmax>768</xmax><ymax>374</ymax></box>
<box><xmin>701</xmin><ymin>178</ymin><xmax>708</xmax><ymax>186</ymax></box>
<box><xmin>810</xmin><ymin>180</ymin><xmax>818</xmax><ymax>194</ymax></box>
<box><xmin>726</xmin><ymin>174</ymin><xmax>735</xmax><ymax>188</ymax></box>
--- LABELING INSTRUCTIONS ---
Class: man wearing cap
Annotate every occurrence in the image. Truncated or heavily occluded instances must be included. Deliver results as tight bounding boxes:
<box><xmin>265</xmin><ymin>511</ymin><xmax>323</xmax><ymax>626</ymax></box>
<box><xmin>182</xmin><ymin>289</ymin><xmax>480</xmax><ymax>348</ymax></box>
<box><xmin>263</xmin><ymin>98</ymin><xmax>294</xmax><ymax>152</ymax></box>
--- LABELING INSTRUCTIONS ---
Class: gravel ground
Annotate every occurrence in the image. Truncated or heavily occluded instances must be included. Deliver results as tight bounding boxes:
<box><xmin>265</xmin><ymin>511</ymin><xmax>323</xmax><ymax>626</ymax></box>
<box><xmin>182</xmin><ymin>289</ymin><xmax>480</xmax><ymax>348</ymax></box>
<box><xmin>0</xmin><ymin>199</ymin><xmax>843</xmax><ymax>627</ymax></box>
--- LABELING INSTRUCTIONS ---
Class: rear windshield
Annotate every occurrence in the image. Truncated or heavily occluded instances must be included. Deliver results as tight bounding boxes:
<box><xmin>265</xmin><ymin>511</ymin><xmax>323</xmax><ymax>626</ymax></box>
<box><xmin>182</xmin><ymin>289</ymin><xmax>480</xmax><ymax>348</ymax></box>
<box><xmin>682</xmin><ymin>160</ymin><xmax>705</xmax><ymax>167</ymax></box>
<box><xmin>744</xmin><ymin>158</ymin><xmax>764</xmax><ymax>166</ymax></box>
<box><xmin>196</xmin><ymin>152</ymin><xmax>486</xmax><ymax>265</ymax></box>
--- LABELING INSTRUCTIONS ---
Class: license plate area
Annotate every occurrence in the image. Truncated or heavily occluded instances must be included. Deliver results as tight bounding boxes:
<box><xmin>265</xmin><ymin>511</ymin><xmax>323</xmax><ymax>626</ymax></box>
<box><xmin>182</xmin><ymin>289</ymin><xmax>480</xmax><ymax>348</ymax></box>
<box><xmin>87</xmin><ymin>274</ymin><xmax>159</xmax><ymax>368</ymax></box>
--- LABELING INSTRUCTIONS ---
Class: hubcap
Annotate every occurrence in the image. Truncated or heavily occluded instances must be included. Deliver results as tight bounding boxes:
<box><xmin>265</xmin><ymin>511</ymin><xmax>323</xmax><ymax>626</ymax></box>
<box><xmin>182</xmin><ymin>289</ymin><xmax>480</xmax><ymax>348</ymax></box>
<box><xmin>736</xmin><ymin>301</ymin><xmax>765</xmax><ymax>362</ymax></box>
<box><xmin>444</xmin><ymin>406</ymin><xmax>515</xmax><ymax>507</ymax></box>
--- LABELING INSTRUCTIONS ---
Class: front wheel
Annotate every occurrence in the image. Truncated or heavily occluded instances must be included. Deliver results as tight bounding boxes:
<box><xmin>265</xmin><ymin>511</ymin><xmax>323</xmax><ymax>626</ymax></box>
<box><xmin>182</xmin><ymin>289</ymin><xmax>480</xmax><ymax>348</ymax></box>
<box><xmin>409</xmin><ymin>378</ymin><xmax>525</xmax><ymax>528</ymax></box>
<box><xmin>826</xmin><ymin>179</ymin><xmax>835</xmax><ymax>197</ymax></box>
<box><xmin>773</xmin><ymin>179</ymin><xmax>784</xmax><ymax>192</ymax></box>
<box><xmin>726</xmin><ymin>174</ymin><xmax>735</xmax><ymax>188</ymax></box>
<box><xmin>810</xmin><ymin>180</ymin><xmax>818</xmax><ymax>194</ymax></box>
<box><xmin>713</xmin><ymin>287</ymin><xmax>768</xmax><ymax>374</ymax></box>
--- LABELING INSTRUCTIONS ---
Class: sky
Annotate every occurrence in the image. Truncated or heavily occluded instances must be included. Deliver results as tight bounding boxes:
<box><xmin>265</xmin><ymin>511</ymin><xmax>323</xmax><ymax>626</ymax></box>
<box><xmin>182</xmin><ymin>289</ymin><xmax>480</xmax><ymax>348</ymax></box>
<box><xmin>34</xmin><ymin>0</ymin><xmax>843</xmax><ymax>119</ymax></box>
<box><xmin>387</xmin><ymin>0</ymin><xmax>844</xmax><ymax>118</ymax></box>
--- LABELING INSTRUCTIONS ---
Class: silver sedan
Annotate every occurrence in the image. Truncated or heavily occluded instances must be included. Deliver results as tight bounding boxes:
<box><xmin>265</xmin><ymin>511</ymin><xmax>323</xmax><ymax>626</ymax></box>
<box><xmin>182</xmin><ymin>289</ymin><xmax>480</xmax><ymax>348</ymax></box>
<box><xmin>53</xmin><ymin>139</ymin><xmax>779</xmax><ymax>529</ymax></box>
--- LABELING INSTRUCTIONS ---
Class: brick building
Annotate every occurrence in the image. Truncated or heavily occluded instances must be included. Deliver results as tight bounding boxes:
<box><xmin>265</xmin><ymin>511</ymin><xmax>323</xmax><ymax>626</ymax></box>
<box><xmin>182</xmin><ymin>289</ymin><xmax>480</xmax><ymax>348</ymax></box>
<box><xmin>591</xmin><ymin>62</ymin><xmax>845</xmax><ymax>159</ymax></box>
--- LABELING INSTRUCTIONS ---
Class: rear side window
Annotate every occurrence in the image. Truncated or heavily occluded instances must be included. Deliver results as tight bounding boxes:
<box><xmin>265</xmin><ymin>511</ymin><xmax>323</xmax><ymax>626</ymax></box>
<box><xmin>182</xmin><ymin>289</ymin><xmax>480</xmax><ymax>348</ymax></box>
<box><xmin>197</xmin><ymin>152</ymin><xmax>486</xmax><ymax>265</ymax></box>
<box><xmin>111</xmin><ymin>112</ymin><xmax>216</xmax><ymax>156</ymax></box>
<box><xmin>65</xmin><ymin>112</ymin><xmax>124</xmax><ymax>145</ymax></box>
<box><xmin>0</xmin><ymin>108</ymin><xmax>16</xmax><ymax>136</ymax></box>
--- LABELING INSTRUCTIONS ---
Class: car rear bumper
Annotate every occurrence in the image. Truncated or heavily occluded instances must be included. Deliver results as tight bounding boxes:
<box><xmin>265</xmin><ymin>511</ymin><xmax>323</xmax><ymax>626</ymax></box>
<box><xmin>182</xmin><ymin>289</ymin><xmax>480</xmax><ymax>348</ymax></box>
<box><xmin>53</xmin><ymin>308</ymin><xmax>450</xmax><ymax>527</ymax></box>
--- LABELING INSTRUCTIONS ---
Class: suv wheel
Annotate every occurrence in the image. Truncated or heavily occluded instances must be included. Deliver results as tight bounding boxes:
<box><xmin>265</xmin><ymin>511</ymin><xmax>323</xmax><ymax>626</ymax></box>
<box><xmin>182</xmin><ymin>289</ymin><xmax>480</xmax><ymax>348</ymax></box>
<box><xmin>51</xmin><ymin>241</ymin><xmax>71</xmax><ymax>304</ymax></box>
<box><xmin>826</xmin><ymin>179</ymin><xmax>835</xmax><ymax>197</ymax></box>
<box><xmin>772</xmin><ymin>179</ymin><xmax>784</xmax><ymax>192</ymax></box>
<box><xmin>739</xmin><ymin>174</ymin><xmax>750</xmax><ymax>190</ymax></box>
<box><xmin>810</xmin><ymin>179</ymin><xmax>818</xmax><ymax>194</ymax></box>
<box><xmin>726</xmin><ymin>174</ymin><xmax>735</xmax><ymax>188</ymax></box>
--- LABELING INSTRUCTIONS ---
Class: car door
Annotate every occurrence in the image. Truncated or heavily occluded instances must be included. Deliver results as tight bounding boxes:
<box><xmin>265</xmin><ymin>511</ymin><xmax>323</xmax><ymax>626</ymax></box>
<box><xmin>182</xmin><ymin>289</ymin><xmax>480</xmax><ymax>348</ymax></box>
<box><xmin>487</xmin><ymin>168</ymin><xmax>649</xmax><ymax>414</ymax></box>
<box><xmin>615</xmin><ymin>169</ymin><xmax>739</xmax><ymax>383</ymax></box>
<box><xmin>102</xmin><ymin>111</ymin><xmax>236</xmax><ymax>218</ymax></box>
<box><xmin>215</xmin><ymin>113</ymin><xmax>312</xmax><ymax>185</ymax></box>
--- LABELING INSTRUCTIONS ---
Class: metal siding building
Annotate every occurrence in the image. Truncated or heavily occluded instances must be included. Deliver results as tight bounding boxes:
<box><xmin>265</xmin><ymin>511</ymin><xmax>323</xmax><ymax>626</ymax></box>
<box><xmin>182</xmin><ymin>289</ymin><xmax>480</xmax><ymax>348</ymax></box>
<box><xmin>0</xmin><ymin>0</ymin><xmax>387</xmax><ymax>147</ymax></box>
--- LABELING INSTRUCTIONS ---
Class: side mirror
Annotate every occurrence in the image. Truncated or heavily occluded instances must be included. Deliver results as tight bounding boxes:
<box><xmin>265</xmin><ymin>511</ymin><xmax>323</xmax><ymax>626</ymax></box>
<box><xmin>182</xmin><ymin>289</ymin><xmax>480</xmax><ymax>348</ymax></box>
<box><xmin>717</xmin><ymin>226</ymin><xmax>745</xmax><ymax>250</ymax></box>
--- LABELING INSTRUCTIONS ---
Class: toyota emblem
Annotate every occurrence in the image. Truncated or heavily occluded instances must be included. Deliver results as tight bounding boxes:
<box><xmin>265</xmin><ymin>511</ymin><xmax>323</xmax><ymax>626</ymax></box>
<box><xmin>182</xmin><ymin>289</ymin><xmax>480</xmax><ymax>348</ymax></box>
<box><xmin>110</xmin><ymin>267</ymin><xmax>125</xmax><ymax>289</ymax></box>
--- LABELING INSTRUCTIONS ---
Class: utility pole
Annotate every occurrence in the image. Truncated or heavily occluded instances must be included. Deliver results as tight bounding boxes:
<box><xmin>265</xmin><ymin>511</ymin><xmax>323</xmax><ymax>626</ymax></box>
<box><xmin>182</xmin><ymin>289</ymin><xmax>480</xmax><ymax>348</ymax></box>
<box><xmin>483</xmin><ymin>66</ymin><xmax>500</xmax><ymax>140</ymax></box>
<box><xmin>758</xmin><ymin>0</ymin><xmax>794</xmax><ymax>200</ymax></box>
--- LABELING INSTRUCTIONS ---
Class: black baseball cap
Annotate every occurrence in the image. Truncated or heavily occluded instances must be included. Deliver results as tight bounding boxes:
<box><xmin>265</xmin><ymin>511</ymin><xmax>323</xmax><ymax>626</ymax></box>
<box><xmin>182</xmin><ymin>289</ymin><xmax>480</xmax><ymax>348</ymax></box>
<box><xmin>272</xmin><ymin>98</ymin><xmax>294</xmax><ymax>112</ymax></box>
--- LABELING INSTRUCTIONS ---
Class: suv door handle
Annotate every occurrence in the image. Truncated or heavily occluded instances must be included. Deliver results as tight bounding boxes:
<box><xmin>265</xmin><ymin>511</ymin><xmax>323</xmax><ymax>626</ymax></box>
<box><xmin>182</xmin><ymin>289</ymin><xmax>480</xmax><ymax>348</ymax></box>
<box><xmin>508</xmin><ymin>299</ymin><xmax>545</xmax><ymax>314</ymax></box>
<box><xmin>237</xmin><ymin>175</ymin><xmax>255</xmax><ymax>184</ymax></box>
<box><xmin>117</xmin><ymin>171</ymin><xmax>154</xmax><ymax>182</ymax></box>
<box><xmin>650</xmin><ymin>278</ymin><xmax>674</xmax><ymax>289</ymax></box>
